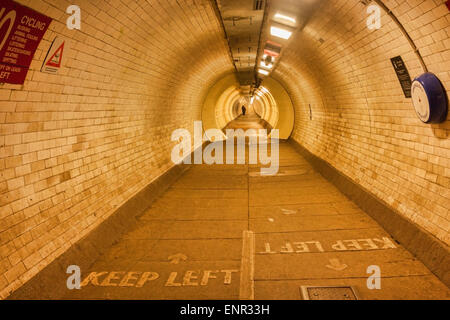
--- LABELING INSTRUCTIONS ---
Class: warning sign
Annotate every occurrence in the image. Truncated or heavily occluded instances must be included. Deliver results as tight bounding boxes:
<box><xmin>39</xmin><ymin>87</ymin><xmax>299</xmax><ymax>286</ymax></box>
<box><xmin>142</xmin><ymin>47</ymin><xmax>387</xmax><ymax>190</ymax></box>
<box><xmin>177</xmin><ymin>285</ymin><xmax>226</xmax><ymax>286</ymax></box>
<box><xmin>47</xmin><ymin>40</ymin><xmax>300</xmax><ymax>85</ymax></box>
<box><xmin>41</xmin><ymin>37</ymin><xmax>67</xmax><ymax>74</ymax></box>
<box><xmin>0</xmin><ymin>0</ymin><xmax>52</xmax><ymax>84</ymax></box>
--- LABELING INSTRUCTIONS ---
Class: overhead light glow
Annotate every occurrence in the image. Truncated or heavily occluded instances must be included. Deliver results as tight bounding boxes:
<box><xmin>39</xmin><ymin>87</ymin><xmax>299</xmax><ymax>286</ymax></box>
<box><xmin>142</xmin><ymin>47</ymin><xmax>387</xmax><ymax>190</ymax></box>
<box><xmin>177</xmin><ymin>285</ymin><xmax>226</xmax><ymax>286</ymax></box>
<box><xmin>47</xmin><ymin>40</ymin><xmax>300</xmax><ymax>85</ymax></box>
<box><xmin>262</xmin><ymin>54</ymin><xmax>275</xmax><ymax>62</ymax></box>
<box><xmin>270</xmin><ymin>26</ymin><xmax>292</xmax><ymax>40</ymax></box>
<box><xmin>274</xmin><ymin>13</ymin><xmax>296</xmax><ymax>24</ymax></box>
<box><xmin>260</xmin><ymin>61</ymin><xmax>273</xmax><ymax>69</ymax></box>
<box><xmin>258</xmin><ymin>69</ymin><xmax>269</xmax><ymax>76</ymax></box>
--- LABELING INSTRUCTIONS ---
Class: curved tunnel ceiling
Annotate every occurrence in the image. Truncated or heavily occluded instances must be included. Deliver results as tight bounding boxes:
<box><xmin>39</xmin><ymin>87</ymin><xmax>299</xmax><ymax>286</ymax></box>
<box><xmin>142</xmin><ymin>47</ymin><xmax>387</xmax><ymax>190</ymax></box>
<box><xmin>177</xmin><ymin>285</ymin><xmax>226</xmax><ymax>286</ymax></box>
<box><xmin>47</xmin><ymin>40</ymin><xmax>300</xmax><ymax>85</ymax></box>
<box><xmin>201</xmin><ymin>73</ymin><xmax>294</xmax><ymax>139</ymax></box>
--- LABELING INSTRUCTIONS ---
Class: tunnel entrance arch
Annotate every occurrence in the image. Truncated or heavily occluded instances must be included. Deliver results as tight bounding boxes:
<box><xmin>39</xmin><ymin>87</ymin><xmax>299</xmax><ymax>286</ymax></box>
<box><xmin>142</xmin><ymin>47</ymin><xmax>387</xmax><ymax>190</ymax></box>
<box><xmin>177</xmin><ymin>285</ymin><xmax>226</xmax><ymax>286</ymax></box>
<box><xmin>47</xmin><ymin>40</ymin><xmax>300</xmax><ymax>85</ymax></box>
<box><xmin>201</xmin><ymin>74</ymin><xmax>295</xmax><ymax>140</ymax></box>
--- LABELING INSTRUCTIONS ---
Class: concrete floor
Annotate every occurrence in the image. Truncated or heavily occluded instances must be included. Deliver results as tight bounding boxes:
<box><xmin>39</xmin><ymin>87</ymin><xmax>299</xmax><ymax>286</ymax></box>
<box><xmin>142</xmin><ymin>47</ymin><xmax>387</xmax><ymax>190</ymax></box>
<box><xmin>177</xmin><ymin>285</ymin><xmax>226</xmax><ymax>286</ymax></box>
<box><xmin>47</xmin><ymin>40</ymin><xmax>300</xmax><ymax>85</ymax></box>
<box><xmin>224</xmin><ymin>113</ymin><xmax>272</xmax><ymax>132</ymax></box>
<box><xmin>62</xmin><ymin>116</ymin><xmax>450</xmax><ymax>300</ymax></box>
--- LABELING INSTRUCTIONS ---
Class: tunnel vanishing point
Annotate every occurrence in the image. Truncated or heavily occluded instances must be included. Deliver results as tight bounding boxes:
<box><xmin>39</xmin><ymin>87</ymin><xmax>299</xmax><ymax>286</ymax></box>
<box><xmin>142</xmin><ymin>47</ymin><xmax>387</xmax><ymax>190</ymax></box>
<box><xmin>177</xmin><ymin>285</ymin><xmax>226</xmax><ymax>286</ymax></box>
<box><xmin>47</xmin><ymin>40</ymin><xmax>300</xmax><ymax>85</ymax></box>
<box><xmin>0</xmin><ymin>0</ymin><xmax>449</xmax><ymax>300</ymax></box>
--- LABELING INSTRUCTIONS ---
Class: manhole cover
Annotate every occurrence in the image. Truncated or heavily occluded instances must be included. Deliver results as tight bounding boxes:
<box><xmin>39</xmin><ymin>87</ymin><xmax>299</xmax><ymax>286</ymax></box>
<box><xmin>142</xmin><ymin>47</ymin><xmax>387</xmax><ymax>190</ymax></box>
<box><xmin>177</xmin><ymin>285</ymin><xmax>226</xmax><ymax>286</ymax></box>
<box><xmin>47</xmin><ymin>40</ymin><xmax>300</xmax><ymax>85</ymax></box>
<box><xmin>300</xmin><ymin>286</ymin><xmax>359</xmax><ymax>300</ymax></box>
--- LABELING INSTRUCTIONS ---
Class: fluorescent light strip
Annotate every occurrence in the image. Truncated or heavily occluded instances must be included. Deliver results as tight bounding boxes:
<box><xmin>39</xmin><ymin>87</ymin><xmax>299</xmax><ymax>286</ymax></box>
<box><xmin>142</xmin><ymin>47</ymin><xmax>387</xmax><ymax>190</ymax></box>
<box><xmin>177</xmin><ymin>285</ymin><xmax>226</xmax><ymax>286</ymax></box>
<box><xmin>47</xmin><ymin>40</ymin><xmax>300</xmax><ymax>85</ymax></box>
<box><xmin>274</xmin><ymin>13</ymin><xmax>296</xmax><ymax>24</ymax></box>
<box><xmin>258</xmin><ymin>69</ymin><xmax>270</xmax><ymax>76</ymax></box>
<box><xmin>270</xmin><ymin>26</ymin><xmax>292</xmax><ymax>40</ymax></box>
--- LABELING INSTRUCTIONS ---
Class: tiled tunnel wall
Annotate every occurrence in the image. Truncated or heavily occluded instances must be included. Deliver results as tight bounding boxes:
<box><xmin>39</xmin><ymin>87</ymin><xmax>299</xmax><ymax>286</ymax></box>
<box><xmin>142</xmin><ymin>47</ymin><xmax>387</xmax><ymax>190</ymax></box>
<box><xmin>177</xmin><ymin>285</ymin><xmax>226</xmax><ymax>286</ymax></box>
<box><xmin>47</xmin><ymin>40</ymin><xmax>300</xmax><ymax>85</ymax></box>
<box><xmin>0</xmin><ymin>0</ymin><xmax>449</xmax><ymax>299</ymax></box>
<box><xmin>273</xmin><ymin>0</ymin><xmax>450</xmax><ymax>246</ymax></box>
<box><xmin>0</xmin><ymin>0</ymin><xmax>233</xmax><ymax>298</ymax></box>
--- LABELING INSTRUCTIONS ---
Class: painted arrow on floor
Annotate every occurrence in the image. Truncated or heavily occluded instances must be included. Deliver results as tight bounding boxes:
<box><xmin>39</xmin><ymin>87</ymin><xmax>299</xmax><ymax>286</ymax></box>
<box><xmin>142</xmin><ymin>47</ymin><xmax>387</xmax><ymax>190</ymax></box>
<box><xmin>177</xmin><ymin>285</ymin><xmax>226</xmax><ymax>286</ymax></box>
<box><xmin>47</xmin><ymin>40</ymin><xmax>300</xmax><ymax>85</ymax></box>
<box><xmin>326</xmin><ymin>258</ymin><xmax>348</xmax><ymax>271</ymax></box>
<box><xmin>168</xmin><ymin>253</ymin><xmax>188</xmax><ymax>264</ymax></box>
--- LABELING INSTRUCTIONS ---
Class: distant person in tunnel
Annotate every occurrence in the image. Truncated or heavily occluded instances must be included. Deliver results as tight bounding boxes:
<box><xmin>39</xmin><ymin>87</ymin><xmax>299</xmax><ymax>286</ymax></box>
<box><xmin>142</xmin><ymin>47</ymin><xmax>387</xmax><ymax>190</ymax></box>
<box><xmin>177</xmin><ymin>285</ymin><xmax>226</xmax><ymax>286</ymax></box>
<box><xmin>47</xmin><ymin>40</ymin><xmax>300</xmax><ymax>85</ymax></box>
<box><xmin>242</xmin><ymin>105</ymin><xmax>246</xmax><ymax>116</ymax></box>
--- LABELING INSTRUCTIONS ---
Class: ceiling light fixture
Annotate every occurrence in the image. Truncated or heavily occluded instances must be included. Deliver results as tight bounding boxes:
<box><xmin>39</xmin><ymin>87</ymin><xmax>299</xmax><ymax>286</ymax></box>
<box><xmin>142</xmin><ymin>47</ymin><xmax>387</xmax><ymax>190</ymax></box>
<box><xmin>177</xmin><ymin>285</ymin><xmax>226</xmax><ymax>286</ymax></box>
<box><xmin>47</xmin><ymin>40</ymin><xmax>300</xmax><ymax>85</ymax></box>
<box><xmin>274</xmin><ymin>13</ymin><xmax>296</xmax><ymax>24</ymax></box>
<box><xmin>262</xmin><ymin>54</ymin><xmax>275</xmax><ymax>63</ymax></box>
<box><xmin>260</xmin><ymin>61</ymin><xmax>273</xmax><ymax>69</ymax></box>
<box><xmin>271</xmin><ymin>26</ymin><xmax>292</xmax><ymax>40</ymax></box>
<box><xmin>258</xmin><ymin>69</ymin><xmax>270</xmax><ymax>76</ymax></box>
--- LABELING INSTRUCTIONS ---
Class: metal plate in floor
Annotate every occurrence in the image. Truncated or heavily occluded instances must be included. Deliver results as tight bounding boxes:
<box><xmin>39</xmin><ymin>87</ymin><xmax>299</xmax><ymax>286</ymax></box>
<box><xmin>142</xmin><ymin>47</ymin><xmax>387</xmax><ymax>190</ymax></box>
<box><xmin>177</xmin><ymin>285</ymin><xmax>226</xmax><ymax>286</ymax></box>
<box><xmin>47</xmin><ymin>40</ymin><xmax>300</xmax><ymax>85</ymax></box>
<box><xmin>300</xmin><ymin>286</ymin><xmax>360</xmax><ymax>300</ymax></box>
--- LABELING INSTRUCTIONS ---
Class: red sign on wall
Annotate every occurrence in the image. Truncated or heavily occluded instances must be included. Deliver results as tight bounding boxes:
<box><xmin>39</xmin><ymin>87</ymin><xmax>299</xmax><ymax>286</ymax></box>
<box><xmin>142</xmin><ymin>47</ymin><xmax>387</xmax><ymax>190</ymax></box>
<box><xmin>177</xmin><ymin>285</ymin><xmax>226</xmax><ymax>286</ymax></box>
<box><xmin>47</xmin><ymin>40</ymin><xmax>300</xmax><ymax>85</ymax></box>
<box><xmin>0</xmin><ymin>0</ymin><xmax>52</xmax><ymax>84</ymax></box>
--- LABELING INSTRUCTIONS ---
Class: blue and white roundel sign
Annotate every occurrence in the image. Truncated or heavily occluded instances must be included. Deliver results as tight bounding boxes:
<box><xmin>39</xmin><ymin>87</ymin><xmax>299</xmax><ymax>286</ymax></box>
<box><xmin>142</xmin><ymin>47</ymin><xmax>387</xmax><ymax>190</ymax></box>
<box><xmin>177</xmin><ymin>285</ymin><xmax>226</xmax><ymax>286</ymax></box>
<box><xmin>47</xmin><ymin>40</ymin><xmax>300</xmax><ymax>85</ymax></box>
<box><xmin>411</xmin><ymin>73</ymin><xmax>448</xmax><ymax>123</ymax></box>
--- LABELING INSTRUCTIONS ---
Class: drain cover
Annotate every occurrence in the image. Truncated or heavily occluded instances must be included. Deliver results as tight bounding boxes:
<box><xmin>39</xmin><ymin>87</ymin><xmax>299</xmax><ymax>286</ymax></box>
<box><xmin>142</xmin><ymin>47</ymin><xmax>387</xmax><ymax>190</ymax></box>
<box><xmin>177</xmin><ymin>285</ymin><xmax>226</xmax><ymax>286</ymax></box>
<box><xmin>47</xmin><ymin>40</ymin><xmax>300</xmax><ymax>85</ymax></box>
<box><xmin>300</xmin><ymin>286</ymin><xmax>360</xmax><ymax>300</ymax></box>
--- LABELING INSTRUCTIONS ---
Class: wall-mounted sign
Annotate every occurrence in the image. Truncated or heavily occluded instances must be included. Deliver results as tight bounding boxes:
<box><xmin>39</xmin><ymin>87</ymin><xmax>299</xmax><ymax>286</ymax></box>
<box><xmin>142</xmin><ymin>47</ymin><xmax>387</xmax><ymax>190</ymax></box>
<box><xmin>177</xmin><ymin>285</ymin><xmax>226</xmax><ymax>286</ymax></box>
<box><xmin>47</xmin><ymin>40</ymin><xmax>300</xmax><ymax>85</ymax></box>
<box><xmin>411</xmin><ymin>73</ymin><xmax>448</xmax><ymax>124</ymax></box>
<box><xmin>0</xmin><ymin>0</ymin><xmax>52</xmax><ymax>84</ymax></box>
<box><xmin>41</xmin><ymin>37</ymin><xmax>67</xmax><ymax>74</ymax></box>
<box><xmin>390</xmin><ymin>56</ymin><xmax>412</xmax><ymax>98</ymax></box>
